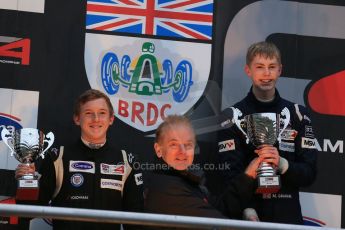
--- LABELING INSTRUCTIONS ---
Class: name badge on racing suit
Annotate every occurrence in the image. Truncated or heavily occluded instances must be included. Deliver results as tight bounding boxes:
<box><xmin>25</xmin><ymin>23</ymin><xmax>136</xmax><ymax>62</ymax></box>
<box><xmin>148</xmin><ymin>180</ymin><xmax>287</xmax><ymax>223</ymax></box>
<box><xmin>100</xmin><ymin>179</ymin><xmax>123</xmax><ymax>191</ymax></box>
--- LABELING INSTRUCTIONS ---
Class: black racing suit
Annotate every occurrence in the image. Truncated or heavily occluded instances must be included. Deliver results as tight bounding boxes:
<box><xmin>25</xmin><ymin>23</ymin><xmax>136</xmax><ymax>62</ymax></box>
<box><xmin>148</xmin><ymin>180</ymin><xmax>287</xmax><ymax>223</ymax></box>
<box><xmin>217</xmin><ymin>89</ymin><xmax>317</xmax><ymax>224</ymax></box>
<box><xmin>37</xmin><ymin>139</ymin><xmax>144</xmax><ymax>230</ymax></box>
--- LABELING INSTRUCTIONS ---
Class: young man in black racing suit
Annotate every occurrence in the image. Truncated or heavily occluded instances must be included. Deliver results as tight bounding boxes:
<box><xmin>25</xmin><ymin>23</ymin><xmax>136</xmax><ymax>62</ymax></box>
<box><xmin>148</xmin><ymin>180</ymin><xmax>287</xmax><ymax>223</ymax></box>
<box><xmin>217</xmin><ymin>41</ymin><xmax>317</xmax><ymax>224</ymax></box>
<box><xmin>16</xmin><ymin>89</ymin><xmax>144</xmax><ymax>230</ymax></box>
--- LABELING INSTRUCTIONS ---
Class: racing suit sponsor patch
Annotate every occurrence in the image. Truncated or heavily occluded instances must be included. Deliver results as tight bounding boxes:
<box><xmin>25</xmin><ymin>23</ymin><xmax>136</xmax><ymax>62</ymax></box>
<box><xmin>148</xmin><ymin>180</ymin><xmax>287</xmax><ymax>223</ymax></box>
<box><xmin>70</xmin><ymin>173</ymin><xmax>84</xmax><ymax>187</ymax></box>
<box><xmin>279</xmin><ymin>142</ymin><xmax>295</xmax><ymax>152</ymax></box>
<box><xmin>100</xmin><ymin>163</ymin><xmax>125</xmax><ymax>175</ymax></box>
<box><xmin>280</xmin><ymin>129</ymin><xmax>298</xmax><ymax>141</ymax></box>
<box><xmin>305</xmin><ymin>125</ymin><xmax>315</xmax><ymax>138</ymax></box>
<box><xmin>69</xmin><ymin>161</ymin><xmax>95</xmax><ymax>174</ymax></box>
<box><xmin>100</xmin><ymin>179</ymin><xmax>123</xmax><ymax>191</ymax></box>
<box><xmin>218</xmin><ymin>139</ymin><xmax>235</xmax><ymax>152</ymax></box>
<box><xmin>301</xmin><ymin>137</ymin><xmax>317</xmax><ymax>149</ymax></box>
<box><xmin>134</xmin><ymin>173</ymin><xmax>143</xmax><ymax>185</ymax></box>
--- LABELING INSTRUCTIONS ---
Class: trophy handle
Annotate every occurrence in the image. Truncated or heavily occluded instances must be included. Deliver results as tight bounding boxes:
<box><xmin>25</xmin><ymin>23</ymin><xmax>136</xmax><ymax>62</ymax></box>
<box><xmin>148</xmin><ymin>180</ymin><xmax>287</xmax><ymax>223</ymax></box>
<box><xmin>230</xmin><ymin>107</ymin><xmax>249</xmax><ymax>144</ymax></box>
<box><xmin>277</xmin><ymin>107</ymin><xmax>291</xmax><ymax>143</ymax></box>
<box><xmin>1</xmin><ymin>128</ymin><xmax>15</xmax><ymax>156</ymax></box>
<box><xmin>40</xmin><ymin>132</ymin><xmax>55</xmax><ymax>159</ymax></box>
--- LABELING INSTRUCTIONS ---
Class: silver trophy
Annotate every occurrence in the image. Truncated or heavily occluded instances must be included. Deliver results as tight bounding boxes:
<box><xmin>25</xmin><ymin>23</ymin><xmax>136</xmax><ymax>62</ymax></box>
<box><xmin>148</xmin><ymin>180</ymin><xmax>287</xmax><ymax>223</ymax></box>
<box><xmin>1</xmin><ymin>128</ymin><xmax>54</xmax><ymax>200</ymax></box>
<box><xmin>231</xmin><ymin>107</ymin><xmax>290</xmax><ymax>194</ymax></box>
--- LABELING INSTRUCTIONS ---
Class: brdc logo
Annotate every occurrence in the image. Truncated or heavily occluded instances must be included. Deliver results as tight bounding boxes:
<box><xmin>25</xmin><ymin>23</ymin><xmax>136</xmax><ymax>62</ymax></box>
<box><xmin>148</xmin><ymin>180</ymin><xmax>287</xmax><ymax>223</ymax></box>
<box><xmin>101</xmin><ymin>42</ymin><xmax>193</xmax><ymax>103</ymax></box>
<box><xmin>85</xmin><ymin>35</ymin><xmax>211</xmax><ymax>132</ymax></box>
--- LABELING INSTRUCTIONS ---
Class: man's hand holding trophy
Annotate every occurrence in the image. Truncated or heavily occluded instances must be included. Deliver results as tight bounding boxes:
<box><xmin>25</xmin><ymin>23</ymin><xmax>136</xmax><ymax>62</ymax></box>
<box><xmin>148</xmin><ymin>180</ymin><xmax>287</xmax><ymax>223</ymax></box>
<box><xmin>231</xmin><ymin>107</ymin><xmax>290</xmax><ymax>194</ymax></box>
<box><xmin>1</xmin><ymin>128</ymin><xmax>54</xmax><ymax>200</ymax></box>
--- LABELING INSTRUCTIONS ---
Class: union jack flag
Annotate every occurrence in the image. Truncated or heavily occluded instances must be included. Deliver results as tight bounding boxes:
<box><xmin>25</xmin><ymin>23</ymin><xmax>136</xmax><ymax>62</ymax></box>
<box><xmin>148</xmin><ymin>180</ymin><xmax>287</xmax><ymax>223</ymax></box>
<box><xmin>86</xmin><ymin>0</ymin><xmax>213</xmax><ymax>41</ymax></box>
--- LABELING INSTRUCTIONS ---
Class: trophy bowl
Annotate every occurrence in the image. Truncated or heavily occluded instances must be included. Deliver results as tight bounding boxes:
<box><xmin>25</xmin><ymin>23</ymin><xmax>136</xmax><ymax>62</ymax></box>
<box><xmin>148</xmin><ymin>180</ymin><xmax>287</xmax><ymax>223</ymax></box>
<box><xmin>245</xmin><ymin>113</ymin><xmax>279</xmax><ymax>148</ymax></box>
<box><xmin>12</xmin><ymin>128</ymin><xmax>45</xmax><ymax>164</ymax></box>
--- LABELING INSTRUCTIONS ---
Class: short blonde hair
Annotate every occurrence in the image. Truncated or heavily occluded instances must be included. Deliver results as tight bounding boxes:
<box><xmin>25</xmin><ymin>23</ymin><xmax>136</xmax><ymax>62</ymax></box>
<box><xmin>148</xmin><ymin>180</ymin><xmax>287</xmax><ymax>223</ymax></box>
<box><xmin>246</xmin><ymin>41</ymin><xmax>281</xmax><ymax>65</ymax></box>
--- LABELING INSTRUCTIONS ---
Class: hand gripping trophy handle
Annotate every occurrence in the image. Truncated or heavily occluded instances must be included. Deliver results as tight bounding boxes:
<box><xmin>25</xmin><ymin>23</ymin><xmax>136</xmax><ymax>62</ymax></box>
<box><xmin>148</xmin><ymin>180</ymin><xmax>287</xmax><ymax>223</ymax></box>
<box><xmin>230</xmin><ymin>107</ymin><xmax>291</xmax><ymax>194</ymax></box>
<box><xmin>256</xmin><ymin>107</ymin><xmax>290</xmax><ymax>194</ymax></box>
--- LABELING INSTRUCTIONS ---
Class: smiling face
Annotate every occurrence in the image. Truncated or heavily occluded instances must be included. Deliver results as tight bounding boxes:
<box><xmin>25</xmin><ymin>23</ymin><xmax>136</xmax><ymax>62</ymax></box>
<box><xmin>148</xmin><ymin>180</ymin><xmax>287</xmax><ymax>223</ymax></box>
<box><xmin>245</xmin><ymin>54</ymin><xmax>282</xmax><ymax>100</ymax></box>
<box><xmin>73</xmin><ymin>98</ymin><xmax>114</xmax><ymax>144</ymax></box>
<box><xmin>154</xmin><ymin>124</ymin><xmax>195</xmax><ymax>171</ymax></box>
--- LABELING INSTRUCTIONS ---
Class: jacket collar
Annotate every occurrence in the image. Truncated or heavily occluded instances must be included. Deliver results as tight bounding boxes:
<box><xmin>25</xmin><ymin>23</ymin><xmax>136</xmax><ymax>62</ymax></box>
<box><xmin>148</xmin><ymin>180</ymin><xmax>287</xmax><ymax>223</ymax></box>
<box><xmin>246</xmin><ymin>87</ymin><xmax>281</xmax><ymax>109</ymax></box>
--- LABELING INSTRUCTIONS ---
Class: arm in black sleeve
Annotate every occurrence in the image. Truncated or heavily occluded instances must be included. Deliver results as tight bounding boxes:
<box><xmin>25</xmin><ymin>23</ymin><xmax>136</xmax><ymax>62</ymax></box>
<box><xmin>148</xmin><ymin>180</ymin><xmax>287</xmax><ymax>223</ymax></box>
<box><xmin>122</xmin><ymin>155</ymin><xmax>144</xmax><ymax>230</ymax></box>
<box><xmin>281</xmin><ymin>106</ymin><xmax>317</xmax><ymax>187</ymax></box>
<box><xmin>122</xmin><ymin>169</ymin><xmax>144</xmax><ymax>212</ymax></box>
<box><xmin>36</xmin><ymin>147</ymin><xmax>58</xmax><ymax>206</ymax></box>
<box><xmin>211</xmin><ymin>173</ymin><xmax>255</xmax><ymax>219</ymax></box>
<box><xmin>215</xmin><ymin>117</ymin><xmax>258</xmax><ymax>219</ymax></box>
<box><xmin>216</xmin><ymin>126</ymin><xmax>249</xmax><ymax>184</ymax></box>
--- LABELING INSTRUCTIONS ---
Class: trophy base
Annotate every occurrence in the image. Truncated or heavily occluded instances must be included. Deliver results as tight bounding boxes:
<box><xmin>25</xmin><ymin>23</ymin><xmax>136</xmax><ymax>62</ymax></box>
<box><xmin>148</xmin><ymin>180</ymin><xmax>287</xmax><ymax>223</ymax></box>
<box><xmin>255</xmin><ymin>175</ymin><xmax>281</xmax><ymax>194</ymax></box>
<box><xmin>16</xmin><ymin>179</ymin><xmax>39</xmax><ymax>200</ymax></box>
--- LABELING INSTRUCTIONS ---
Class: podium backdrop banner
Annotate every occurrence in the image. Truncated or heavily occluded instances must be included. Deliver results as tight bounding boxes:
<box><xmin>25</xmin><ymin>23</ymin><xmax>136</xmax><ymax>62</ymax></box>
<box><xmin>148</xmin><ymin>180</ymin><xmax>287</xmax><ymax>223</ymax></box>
<box><xmin>1</xmin><ymin>0</ymin><xmax>345</xmax><ymax>228</ymax></box>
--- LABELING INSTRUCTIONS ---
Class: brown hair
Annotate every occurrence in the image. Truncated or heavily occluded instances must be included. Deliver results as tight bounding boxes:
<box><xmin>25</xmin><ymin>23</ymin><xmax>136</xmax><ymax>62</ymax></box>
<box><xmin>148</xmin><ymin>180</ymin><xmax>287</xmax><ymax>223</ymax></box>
<box><xmin>73</xmin><ymin>89</ymin><xmax>114</xmax><ymax>116</ymax></box>
<box><xmin>155</xmin><ymin>115</ymin><xmax>195</xmax><ymax>144</ymax></box>
<box><xmin>246</xmin><ymin>41</ymin><xmax>281</xmax><ymax>65</ymax></box>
